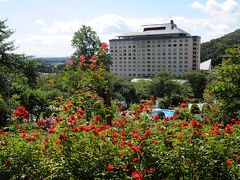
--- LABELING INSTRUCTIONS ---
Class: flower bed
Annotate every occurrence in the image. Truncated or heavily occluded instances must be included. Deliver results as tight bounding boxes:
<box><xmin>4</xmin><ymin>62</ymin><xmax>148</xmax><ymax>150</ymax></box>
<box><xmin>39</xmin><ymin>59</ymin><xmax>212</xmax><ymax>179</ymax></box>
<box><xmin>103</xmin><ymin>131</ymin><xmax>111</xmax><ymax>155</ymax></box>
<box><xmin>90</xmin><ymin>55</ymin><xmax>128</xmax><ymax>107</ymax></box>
<box><xmin>0</xmin><ymin>100</ymin><xmax>240</xmax><ymax>179</ymax></box>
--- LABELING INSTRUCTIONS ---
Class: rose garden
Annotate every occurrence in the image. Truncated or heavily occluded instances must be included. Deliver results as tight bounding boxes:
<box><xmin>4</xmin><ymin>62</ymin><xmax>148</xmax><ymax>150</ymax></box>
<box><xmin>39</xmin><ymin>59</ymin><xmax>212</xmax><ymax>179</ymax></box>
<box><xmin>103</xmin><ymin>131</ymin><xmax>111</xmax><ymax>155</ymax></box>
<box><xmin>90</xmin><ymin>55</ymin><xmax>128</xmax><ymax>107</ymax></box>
<box><xmin>1</xmin><ymin>20</ymin><xmax>240</xmax><ymax>179</ymax></box>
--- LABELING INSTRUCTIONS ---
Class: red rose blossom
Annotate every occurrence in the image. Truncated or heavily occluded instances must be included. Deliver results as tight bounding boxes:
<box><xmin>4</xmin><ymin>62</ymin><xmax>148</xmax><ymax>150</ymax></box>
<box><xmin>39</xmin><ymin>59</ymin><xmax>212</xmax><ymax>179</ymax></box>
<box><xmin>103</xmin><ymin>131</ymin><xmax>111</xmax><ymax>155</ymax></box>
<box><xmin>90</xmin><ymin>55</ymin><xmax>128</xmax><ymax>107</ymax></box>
<box><xmin>133</xmin><ymin>157</ymin><xmax>139</xmax><ymax>163</ymax></box>
<box><xmin>106</xmin><ymin>164</ymin><xmax>114</xmax><ymax>171</ymax></box>
<box><xmin>153</xmin><ymin>115</ymin><xmax>159</xmax><ymax>121</ymax></box>
<box><xmin>226</xmin><ymin>159</ymin><xmax>233</xmax><ymax>166</ymax></box>
<box><xmin>132</xmin><ymin>171</ymin><xmax>143</xmax><ymax>180</ymax></box>
<box><xmin>144</xmin><ymin>129</ymin><xmax>151</xmax><ymax>136</ymax></box>
<box><xmin>177</xmin><ymin>134</ymin><xmax>184</xmax><ymax>139</ymax></box>
<box><xmin>180</xmin><ymin>103</ymin><xmax>186</xmax><ymax>108</ymax></box>
<box><xmin>100</xmin><ymin>42</ymin><xmax>109</xmax><ymax>51</ymax></box>
<box><xmin>47</xmin><ymin>128</ymin><xmax>55</xmax><ymax>133</ymax></box>
<box><xmin>25</xmin><ymin>137</ymin><xmax>32</xmax><ymax>142</ymax></box>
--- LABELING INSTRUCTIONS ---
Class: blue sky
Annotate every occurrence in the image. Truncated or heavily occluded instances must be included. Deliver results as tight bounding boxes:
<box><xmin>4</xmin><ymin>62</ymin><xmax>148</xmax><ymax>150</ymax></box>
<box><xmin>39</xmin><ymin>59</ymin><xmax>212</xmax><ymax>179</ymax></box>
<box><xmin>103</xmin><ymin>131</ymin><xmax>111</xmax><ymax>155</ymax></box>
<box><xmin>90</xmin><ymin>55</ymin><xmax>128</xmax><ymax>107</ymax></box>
<box><xmin>1</xmin><ymin>0</ymin><xmax>240</xmax><ymax>57</ymax></box>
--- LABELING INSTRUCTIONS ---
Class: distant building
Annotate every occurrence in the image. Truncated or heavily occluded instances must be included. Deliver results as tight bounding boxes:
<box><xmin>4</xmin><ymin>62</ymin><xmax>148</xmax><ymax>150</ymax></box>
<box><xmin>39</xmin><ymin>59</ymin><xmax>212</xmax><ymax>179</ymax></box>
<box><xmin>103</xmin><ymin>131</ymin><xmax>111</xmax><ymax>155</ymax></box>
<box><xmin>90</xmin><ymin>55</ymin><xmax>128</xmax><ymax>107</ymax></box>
<box><xmin>220</xmin><ymin>54</ymin><xmax>232</xmax><ymax>65</ymax></box>
<box><xmin>109</xmin><ymin>20</ymin><xmax>201</xmax><ymax>78</ymax></box>
<box><xmin>200</xmin><ymin>59</ymin><xmax>212</xmax><ymax>73</ymax></box>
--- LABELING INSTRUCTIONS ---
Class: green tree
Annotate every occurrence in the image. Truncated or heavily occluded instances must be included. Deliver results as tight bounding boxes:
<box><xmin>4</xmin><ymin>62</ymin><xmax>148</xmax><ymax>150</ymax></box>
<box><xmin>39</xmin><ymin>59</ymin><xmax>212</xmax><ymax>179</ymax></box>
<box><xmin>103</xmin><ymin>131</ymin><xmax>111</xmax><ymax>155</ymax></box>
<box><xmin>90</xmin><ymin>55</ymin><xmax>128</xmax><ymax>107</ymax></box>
<box><xmin>0</xmin><ymin>20</ymin><xmax>51</xmax><ymax>125</ymax></box>
<box><xmin>182</xmin><ymin>70</ymin><xmax>208</xmax><ymax>99</ymax></box>
<box><xmin>0</xmin><ymin>20</ymin><xmax>15</xmax><ymax>57</ymax></box>
<box><xmin>150</xmin><ymin>72</ymin><xmax>192</xmax><ymax>106</ymax></box>
<box><xmin>71</xmin><ymin>25</ymin><xmax>100</xmax><ymax>60</ymax></box>
<box><xmin>150</xmin><ymin>72</ymin><xmax>173</xmax><ymax>98</ymax></box>
<box><xmin>207</xmin><ymin>45</ymin><xmax>240</xmax><ymax>121</ymax></box>
<box><xmin>69</xmin><ymin>26</ymin><xmax>114</xmax><ymax>125</ymax></box>
<box><xmin>110</xmin><ymin>74</ymin><xmax>138</xmax><ymax>106</ymax></box>
<box><xmin>132</xmin><ymin>79</ymin><xmax>153</xmax><ymax>100</ymax></box>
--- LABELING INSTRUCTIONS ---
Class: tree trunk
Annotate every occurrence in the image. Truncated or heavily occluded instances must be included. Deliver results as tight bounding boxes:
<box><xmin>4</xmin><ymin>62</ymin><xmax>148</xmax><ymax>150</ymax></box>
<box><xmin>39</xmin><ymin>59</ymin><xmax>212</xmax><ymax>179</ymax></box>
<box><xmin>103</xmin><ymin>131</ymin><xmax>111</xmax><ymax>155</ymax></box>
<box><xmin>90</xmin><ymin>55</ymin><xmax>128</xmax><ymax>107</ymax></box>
<box><xmin>0</xmin><ymin>110</ymin><xmax>8</xmax><ymax>127</ymax></box>
<box><xmin>100</xmin><ymin>89</ymin><xmax>112</xmax><ymax>126</ymax></box>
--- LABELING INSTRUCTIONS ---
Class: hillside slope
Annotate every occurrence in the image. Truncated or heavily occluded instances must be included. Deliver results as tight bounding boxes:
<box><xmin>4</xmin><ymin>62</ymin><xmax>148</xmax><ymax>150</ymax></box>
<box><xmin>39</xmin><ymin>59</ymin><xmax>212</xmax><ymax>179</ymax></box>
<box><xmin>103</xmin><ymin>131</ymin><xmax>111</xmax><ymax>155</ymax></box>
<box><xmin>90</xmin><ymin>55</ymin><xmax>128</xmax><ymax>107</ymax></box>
<box><xmin>201</xmin><ymin>29</ymin><xmax>240</xmax><ymax>66</ymax></box>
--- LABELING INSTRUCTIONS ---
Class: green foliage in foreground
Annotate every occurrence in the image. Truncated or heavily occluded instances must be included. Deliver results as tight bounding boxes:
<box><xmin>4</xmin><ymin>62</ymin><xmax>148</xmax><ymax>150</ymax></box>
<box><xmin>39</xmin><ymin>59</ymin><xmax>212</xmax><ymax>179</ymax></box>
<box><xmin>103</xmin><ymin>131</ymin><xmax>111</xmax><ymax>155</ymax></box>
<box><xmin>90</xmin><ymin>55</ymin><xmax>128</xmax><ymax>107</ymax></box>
<box><xmin>0</xmin><ymin>101</ymin><xmax>240</xmax><ymax>179</ymax></box>
<box><xmin>207</xmin><ymin>45</ymin><xmax>240</xmax><ymax>122</ymax></box>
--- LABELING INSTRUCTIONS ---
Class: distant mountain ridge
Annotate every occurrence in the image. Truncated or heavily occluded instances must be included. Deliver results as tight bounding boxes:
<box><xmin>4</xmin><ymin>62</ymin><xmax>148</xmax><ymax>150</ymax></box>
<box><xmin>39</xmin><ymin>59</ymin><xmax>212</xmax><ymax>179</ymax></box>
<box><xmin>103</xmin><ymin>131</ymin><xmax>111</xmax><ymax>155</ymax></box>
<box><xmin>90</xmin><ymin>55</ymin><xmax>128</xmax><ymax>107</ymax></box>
<box><xmin>201</xmin><ymin>29</ymin><xmax>240</xmax><ymax>66</ymax></box>
<box><xmin>40</xmin><ymin>57</ymin><xmax>69</xmax><ymax>65</ymax></box>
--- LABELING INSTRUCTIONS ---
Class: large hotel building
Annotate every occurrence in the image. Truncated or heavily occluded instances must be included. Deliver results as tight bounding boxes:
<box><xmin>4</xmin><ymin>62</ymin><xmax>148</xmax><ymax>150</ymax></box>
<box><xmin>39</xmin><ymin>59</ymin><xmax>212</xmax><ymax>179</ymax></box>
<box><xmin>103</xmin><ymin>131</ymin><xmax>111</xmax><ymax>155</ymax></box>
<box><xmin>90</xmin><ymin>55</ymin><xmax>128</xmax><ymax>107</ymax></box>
<box><xmin>109</xmin><ymin>20</ymin><xmax>201</xmax><ymax>78</ymax></box>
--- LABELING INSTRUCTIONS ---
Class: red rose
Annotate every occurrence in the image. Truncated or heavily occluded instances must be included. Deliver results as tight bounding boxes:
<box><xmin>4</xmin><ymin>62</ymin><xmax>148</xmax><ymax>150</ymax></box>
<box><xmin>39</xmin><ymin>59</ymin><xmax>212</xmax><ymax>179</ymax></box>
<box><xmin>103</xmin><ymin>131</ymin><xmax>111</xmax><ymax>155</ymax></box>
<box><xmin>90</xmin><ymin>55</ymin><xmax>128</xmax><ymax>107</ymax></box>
<box><xmin>226</xmin><ymin>159</ymin><xmax>233</xmax><ymax>166</ymax></box>
<box><xmin>25</xmin><ymin>137</ymin><xmax>32</xmax><ymax>142</ymax></box>
<box><xmin>132</xmin><ymin>171</ymin><xmax>143</xmax><ymax>180</ymax></box>
<box><xmin>153</xmin><ymin>115</ymin><xmax>159</xmax><ymax>121</ymax></box>
<box><xmin>213</xmin><ymin>129</ymin><xmax>221</xmax><ymax>135</ymax></box>
<box><xmin>122</xmin><ymin>164</ymin><xmax>127</xmax><ymax>170</ymax></box>
<box><xmin>47</xmin><ymin>128</ymin><xmax>55</xmax><ymax>133</ymax></box>
<box><xmin>132</xmin><ymin>133</ymin><xmax>138</xmax><ymax>139</ymax></box>
<box><xmin>77</xmin><ymin>109</ymin><xmax>85</xmax><ymax>116</ymax></box>
<box><xmin>16</xmin><ymin>124</ymin><xmax>22</xmax><ymax>129</ymax></box>
<box><xmin>72</xmin><ymin>127</ymin><xmax>78</xmax><ymax>133</ymax></box>
<box><xmin>144</xmin><ymin>129</ymin><xmax>151</xmax><ymax>136</ymax></box>
<box><xmin>150</xmin><ymin>95</ymin><xmax>155</xmax><ymax>100</ymax></box>
<box><xmin>132</xmin><ymin>146</ymin><xmax>141</xmax><ymax>154</ymax></box>
<box><xmin>111</xmin><ymin>133</ymin><xmax>118</xmax><ymax>138</ymax></box>
<box><xmin>106</xmin><ymin>164</ymin><xmax>114</xmax><ymax>171</ymax></box>
<box><xmin>139</xmin><ymin>135</ymin><xmax>145</xmax><ymax>141</ymax></box>
<box><xmin>100</xmin><ymin>42</ymin><xmax>109</xmax><ymax>51</ymax></box>
<box><xmin>133</xmin><ymin>157</ymin><xmax>139</xmax><ymax>163</ymax></box>
<box><xmin>180</xmin><ymin>103</ymin><xmax>186</xmax><ymax>108</ymax></box>
<box><xmin>121</xmin><ymin>132</ymin><xmax>127</xmax><ymax>137</ymax></box>
<box><xmin>177</xmin><ymin>134</ymin><xmax>184</xmax><ymax>139</ymax></box>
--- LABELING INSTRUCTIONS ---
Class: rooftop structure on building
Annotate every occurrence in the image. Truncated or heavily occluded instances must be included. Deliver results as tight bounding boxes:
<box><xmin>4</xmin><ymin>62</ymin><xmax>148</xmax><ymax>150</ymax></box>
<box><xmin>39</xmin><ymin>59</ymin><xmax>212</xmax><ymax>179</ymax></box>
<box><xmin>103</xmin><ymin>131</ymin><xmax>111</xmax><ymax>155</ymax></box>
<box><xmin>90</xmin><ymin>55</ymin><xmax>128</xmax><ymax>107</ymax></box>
<box><xmin>109</xmin><ymin>20</ymin><xmax>201</xmax><ymax>78</ymax></box>
<box><xmin>117</xmin><ymin>20</ymin><xmax>190</xmax><ymax>39</ymax></box>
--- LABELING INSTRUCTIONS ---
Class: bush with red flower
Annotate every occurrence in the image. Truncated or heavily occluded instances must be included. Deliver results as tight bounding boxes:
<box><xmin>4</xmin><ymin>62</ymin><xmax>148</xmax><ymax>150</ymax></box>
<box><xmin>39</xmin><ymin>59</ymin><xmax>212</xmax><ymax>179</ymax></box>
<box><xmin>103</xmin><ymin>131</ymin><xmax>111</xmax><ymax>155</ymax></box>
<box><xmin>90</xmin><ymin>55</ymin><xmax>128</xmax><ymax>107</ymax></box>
<box><xmin>12</xmin><ymin>106</ymin><xmax>29</xmax><ymax>121</ymax></box>
<box><xmin>1</xmin><ymin>65</ymin><xmax>240</xmax><ymax>180</ymax></box>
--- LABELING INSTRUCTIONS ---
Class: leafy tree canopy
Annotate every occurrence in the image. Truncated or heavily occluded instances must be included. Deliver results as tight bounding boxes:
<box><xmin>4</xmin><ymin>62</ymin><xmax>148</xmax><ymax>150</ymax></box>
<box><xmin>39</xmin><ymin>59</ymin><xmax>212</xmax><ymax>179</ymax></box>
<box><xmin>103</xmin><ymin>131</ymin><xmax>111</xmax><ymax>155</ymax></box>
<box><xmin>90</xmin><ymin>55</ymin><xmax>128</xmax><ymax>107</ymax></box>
<box><xmin>0</xmin><ymin>20</ymin><xmax>50</xmax><ymax>126</ymax></box>
<box><xmin>207</xmin><ymin>44</ymin><xmax>240</xmax><ymax>121</ymax></box>
<box><xmin>182</xmin><ymin>70</ymin><xmax>208</xmax><ymax>99</ymax></box>
<box><xmin>71</xmin><ymin>25</ymin><xmax>101</xmax><ymax>60</ymax></box>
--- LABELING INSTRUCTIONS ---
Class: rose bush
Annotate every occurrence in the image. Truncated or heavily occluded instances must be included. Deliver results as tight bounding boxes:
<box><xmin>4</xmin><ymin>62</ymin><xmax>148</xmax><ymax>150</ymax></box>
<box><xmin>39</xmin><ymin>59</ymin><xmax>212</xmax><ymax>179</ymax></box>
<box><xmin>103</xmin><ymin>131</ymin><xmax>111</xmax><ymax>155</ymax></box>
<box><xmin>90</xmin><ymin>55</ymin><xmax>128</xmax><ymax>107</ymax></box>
<box><xmin>0</xmin><ymin>97</ymin><xmax>240</xmax><ymax>179</ymax></box>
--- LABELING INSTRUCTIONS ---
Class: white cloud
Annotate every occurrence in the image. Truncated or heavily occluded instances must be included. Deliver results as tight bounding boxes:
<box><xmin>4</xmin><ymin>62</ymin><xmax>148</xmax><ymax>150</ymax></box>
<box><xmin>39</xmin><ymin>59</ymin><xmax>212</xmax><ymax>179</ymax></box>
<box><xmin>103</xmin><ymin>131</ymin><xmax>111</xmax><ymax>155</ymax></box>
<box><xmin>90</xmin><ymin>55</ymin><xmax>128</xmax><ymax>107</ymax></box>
<box><xmin>190</xmin><ymin>0</ymin><xmax>240</xmax><ymax>40</ymax></box>
<box><xmin>190</xmin><ymin>0</ymin><xmax>240</xmax><ymax>23</ymax></box>
<box><xmin>88</xmin><ymin>14</ymin><xmax>166</xmax><ymax>43</ymax></box>
<box><xmin>191</xmin><ymin>0</ymin><xmax>239</xmax><ymax>14</ymax></box>
<box><xmin>35</xmin><ymin>19</ymin><xmax>46</xmax><ymax>26</ymax></box>
<box><xmin>17</xmin><ymin>1</ymin><xmax>240</xmax><ymax>57</ymax></box>
<box><xmin>14</xmin><ymin>35</ymin><xmax>74</xmax><ymax>57</ymax></box>
<box><xmin>0</xmin><ymin>0</ymin><xmax>8</xmax><ymax>2</ymax></box>
<box><xmin>41</xmin><ymin>20</ymin><xmax>82</xmax><ymax>34</ymax></box>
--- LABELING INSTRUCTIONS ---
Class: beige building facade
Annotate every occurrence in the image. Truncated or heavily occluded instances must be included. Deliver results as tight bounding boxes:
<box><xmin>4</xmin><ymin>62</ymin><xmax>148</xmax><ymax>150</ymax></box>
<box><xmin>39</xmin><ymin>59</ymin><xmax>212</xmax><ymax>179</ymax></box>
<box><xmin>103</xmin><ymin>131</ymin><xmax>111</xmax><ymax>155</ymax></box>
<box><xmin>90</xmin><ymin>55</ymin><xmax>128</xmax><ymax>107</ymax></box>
<box><xmin>109</xmin><ymin>20</ymin><xmax>201</xmax><ymax>78</ymax></box>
